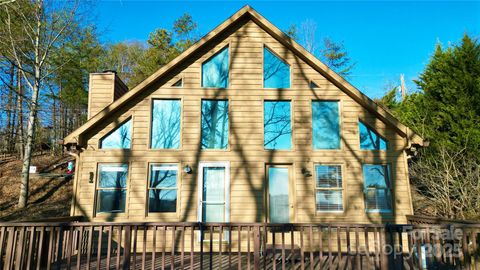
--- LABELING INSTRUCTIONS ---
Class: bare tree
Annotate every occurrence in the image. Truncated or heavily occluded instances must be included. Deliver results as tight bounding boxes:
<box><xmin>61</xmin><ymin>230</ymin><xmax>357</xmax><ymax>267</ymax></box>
<box><xmin>411</xmin><ymin>147</ymin><xmax>480</xmax><ymax>220</ymax></box>
<box><xmin>300</xmin><ymin>19</ymin><xmax>317</xmax><ymax>54</ymax></box>
<box><xmin>0</xmin><ymin>0</ymin><xmax>80</xmax><ymax>208</ymax></box>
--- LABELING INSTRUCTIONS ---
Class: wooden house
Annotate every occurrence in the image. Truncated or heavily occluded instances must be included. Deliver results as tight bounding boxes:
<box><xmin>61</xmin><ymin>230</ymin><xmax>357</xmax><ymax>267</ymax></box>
<box><xmin>63</xmin><ymin>5</ymin><xmax>424</xmax><ymax>226</ymax></box>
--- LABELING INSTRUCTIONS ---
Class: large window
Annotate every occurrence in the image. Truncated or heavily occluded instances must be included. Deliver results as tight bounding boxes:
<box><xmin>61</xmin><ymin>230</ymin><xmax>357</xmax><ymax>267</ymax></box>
<box><xmin>96</xmin><ymin>164</ymin><xmax>128</xmax><ymax>213</ymax></box>
<box><xmin>263</xmin><ymin>47</ymin><xmax>290</xmax><ymax>88</ymax></box>
<box><xmin>201</xmin><ymin>100</ymin><xmax>229</xmax><ymax>149</ymax></box>
<box><xmin>100</xmin><ymin>119</ymin><xmax>132</xmax><ymax>149</ymax></box>
<box><xmin>315</xmin><ymin>165</ymin><xmax>343</xmax><ymax>212</ymax></box>
<box><xmin>202</xmin><ymin>47</ymin><xmax>229</xmax><ymax>88</ymax></box>
<box><xmin>359</xmin><ymin>121</ymin><xmax>387</xmax><ymax>150</ymax></box>
<box><xmin>148</xmin><ymin>164</ymin><xmax>178</xmax><ymax>213</ymax></box>
<box><xmin>264</xmin><ymin>101</ymin><xmax>292</xmax><ymax>150</ymax></box>
<box><xmin>312</xmin><ymin>101</ymin><xmax>340</xmax><ymax>149</ymax></box>
<box><xmin>151</xmin><ymin>100</ymin><xmax>181</xmax><ymax>149</ymax></box>
<box><xmin>363</xmin><ymin>164</ymin><xmax>392</xmax><ymax>212</ymax></box>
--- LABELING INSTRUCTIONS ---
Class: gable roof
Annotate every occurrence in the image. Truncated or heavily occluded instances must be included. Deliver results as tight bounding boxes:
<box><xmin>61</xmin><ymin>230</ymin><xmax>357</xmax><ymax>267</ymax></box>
<box><xmin>64</xmin><ymin>5</ymin><xmax>424</xmax><ymax>148</ymax></box>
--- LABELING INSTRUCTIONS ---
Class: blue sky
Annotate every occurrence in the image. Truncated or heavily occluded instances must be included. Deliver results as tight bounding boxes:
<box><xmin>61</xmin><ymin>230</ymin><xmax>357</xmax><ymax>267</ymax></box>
<box><xmin>95</xmin><ymin>1</ymin><xmax>480</xmax><ymax>98</ymax></box>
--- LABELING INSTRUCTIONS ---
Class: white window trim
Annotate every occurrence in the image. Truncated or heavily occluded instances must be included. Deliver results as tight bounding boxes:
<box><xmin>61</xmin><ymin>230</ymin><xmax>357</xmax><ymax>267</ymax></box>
<box><xmin>314</xmin><ymin>164</ymin><xmax>344</xmax><ymax>213</ymax></box>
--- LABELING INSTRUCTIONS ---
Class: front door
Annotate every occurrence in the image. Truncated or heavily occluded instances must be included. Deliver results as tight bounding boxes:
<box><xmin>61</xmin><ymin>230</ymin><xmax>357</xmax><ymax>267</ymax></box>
<box><xmin>267</xmin><ymin>165</ymin><xmax>293</xmax><ymax>223</ymax></box>
<box><xmin>198</xmin><ymin>162</ymin><xmax>230</xmax><ymax>223</ymax></box>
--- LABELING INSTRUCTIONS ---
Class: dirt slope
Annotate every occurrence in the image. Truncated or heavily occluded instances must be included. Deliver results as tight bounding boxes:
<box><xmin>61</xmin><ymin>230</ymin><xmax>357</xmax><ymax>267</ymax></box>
<box><xmin>0</xmin><ymin>154</ymin><xmax>74</xmax><ymax>221</ymax></box>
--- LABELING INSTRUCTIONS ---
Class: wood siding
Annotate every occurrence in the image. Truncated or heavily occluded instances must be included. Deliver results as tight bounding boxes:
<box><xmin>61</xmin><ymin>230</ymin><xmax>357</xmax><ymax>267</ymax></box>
<box><xmin>72</xmin><ymin>19</ymin><xmax>413</xmax><ymax>225</ymax></box>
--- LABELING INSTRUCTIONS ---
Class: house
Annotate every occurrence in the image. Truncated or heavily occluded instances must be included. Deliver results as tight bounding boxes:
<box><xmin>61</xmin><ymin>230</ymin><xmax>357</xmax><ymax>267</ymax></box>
<box><xmin>63</xmin><ymin>5</ymin><xmax>424</xmax><ymax>226</ymax></box>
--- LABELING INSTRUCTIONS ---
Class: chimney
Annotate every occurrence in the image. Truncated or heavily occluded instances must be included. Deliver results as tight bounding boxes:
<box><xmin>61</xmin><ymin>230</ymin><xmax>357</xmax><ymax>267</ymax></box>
<box><xmin>87</xmin><ymin>70</ymin><xmax>128</xmax><ymax>119</ymax></box>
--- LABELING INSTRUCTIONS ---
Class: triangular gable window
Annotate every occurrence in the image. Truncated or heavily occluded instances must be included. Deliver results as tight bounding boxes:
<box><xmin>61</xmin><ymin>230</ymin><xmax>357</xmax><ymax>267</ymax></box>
<box><xmin>100</xmin><ymin>118</ymin><xmax>132</xmax><ymax>149</ymax></box>
<box><xmin>202</xmin><ymin>47</ymin><xmax>229</xmax><ymax>88</ymax></box>
<box><xmin>359</xmin><ymin>121</ymin><xmax>387</xmax><ymax>150</ymax></box>
<box><xmin>172</xmin><ymin>78</ymin><xmax>183</xmax><ymax>87</ymax></box>
<box><xmin>263</xmin><ymin>47</ymin><xmax>290</xmax><ymax>88</ymax></box>
<box><xmin>310</xmin><ymin>81</ymin><xmax>319</xmax><ymax>89</ymax></box>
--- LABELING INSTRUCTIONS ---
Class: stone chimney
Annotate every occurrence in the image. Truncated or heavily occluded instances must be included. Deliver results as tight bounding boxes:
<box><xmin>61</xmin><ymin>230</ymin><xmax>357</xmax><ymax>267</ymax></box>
<box><xmin>87</xmin><ymin>70</ymin><xmax>128</xmax><ymax>119</ymax></box>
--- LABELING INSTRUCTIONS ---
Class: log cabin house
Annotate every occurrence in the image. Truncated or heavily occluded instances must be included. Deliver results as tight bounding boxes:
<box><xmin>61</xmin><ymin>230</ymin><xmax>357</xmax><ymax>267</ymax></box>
<box><xmin>63</xmin><ymin>5</ymin><xmax>424</xmax><ymax>226</ymax></box>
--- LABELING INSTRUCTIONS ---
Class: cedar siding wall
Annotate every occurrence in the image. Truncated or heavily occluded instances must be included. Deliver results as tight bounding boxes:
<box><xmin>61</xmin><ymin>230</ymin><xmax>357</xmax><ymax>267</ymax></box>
<box><xmin>72</xmin><ymin>19</ymin><xmax>413</xmax><ymax>224</ymax></box>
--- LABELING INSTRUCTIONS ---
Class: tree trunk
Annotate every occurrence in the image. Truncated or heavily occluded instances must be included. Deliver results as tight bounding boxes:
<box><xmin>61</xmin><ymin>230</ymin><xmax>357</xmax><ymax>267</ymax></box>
<box><xmin>16</xmin><ymin>68</ymin><xmax>24</xmax><ymax>159</ymax></box>
<box><xmin>18</xmin><ymin>69</ymin><xmax>40</xmax><ymax>208</ymax></box>
<box><xmin>6</xmin><ymin>64</ymin><xmax>15</xmax><ymax>152</ymax></box>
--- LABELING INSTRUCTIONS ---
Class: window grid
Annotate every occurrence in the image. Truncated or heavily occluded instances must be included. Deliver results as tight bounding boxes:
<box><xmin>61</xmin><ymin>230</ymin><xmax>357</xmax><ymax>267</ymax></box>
<box><xmin>95</xmin><ymin>164</ymin><xmax>128</xmax><ymax>214</ymax></box>
<box><xmin>315</xmin><ymin>165</ymin><xmax>343</xmax><ymax>212</ymax></box>
<box><xmin>148</xmin><ymin>164</ymin><xmax>178</xmax><ymax>213</ymax></box>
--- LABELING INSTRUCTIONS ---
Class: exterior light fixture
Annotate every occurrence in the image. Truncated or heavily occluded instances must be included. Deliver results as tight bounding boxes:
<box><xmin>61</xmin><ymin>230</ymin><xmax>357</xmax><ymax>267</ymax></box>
<box><xmin>301</xmin><ymin>167</ymin><xmax>312</xmax><ymax>177</ymax></box>
<box><xmin>183</xmin><ymin>165</ymin><xmax>192</xmax><ymax>174</ymax></box>
<box><xmin>89</xmin><ymin>172</ymin><xmax>94</xmax><ymax>183</ymax></box>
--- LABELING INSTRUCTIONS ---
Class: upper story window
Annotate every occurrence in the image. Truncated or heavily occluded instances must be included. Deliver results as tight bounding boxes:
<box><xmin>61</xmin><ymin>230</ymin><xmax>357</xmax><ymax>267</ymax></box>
<box><xmin>202</xmin><ymin>47</ymin><xmax>229</xmax><ymax>88</ymax></box>
<box><xmin>263</xmin><ymin>47</ymin><xmax>290</xmax><ymax>88</ymax></box>
<box><xmin>315</xmin><ymin>165</ymin><xmax>343</xmax><ymax>212</ymax></box>
<box><xmin>151</xmin><ymin>100</ymin><xmax>181</xmax><ymax>149</ymax></box>
<box><xmin>96</xmin><ymin>164</ymin><xmax>128</xmax><ymax>213</ymax></box>
<box><xmin>312</xmin><ymin>101</ymin><xmax>340</xmax><ymax>149</ymax></box>
<box><xmin>148</xmin><ymin>164</ymin><xmax>178</xmax><ymax>213</ymax></box>
<box><xmin>363</xmin><ymin>164</ymin><xmax>392</xmax><ymax>212</ymax></box>
<box><xmin>100</xmin><ymin>118</ymin><xmax>132</xmax><ymax>149</ymax></box>
<box><xmin>359</xmin><ymin>121</ymin><xmax>387</xmax><ymax>150</ymax></box>
<box><xmin>264</xmin><ymin>101</ymin><xmax>292</xmax><ymax>150</ymax></box>
<box><xmin>201</xmin><ymin>100</ymin><xmax>229</xmax><ymax>149</ymax></box>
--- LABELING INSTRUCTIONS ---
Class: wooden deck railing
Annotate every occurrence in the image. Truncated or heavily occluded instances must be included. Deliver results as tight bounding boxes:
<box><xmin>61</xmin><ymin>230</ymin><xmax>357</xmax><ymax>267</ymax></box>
<box><xmin>0</xmin><ymin>222</ymin><xmax>479</xmax><ymax>269</ymax></box>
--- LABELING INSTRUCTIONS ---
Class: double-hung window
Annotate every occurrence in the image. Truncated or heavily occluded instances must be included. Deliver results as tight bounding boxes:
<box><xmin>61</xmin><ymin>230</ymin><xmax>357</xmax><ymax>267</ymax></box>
<box><xmin>312</xmin><ymin>101</ymin><xmax>340</xmax><ymax>149</ymax></box>
<box><xmin>148</xmin><ymin>164</ymin><xmax>178</xmax><ymax>213</ymax></box>
<box><xmin>100</xmin><ymin>119</ymin><xmax>132</xmax><ymax>149</ymax></box>
<box><xmin>201</xmin><ymin>100</ymin><xmax>229</xmax><ymax>149</ymax></box>
<box><xmin>315</xmin><ymin>165</ymin><xmax>343</xmax><ymax>212</ymax></box>
<box><xmin>264</xmin><ymin>101</ymin><xmax>292</xmax><ymax>150</ymax></box>
<box><xmin>96</xmin><ymin>164</ymin><xmax>128</xmax><ymax>213</ymax></box>
<box><xmin>151</xmin><ymin>99</ymin><xmax>181</xmax><ymax>149</ymax></box>
<box><xmin>363</xmin><ymin>164</ymin><xmax>392</xmax><ymax>212</ymax></box>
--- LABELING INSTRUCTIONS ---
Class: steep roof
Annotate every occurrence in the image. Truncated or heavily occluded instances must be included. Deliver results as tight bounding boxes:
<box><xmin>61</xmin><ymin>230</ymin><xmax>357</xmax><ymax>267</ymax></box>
<box><xmin>64</xmin><ymin>5</ymin><xmax>424</xmax><ymax>148</ymax></box>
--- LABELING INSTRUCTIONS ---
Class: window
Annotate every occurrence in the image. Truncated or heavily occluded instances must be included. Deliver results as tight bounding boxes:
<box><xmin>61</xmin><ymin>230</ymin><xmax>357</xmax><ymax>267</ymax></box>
<box><xmin>172</xmin><ymin>78</ymin><xmax>183</xmax><ymax>87</ymax></box>
<box><xmin>202</xmin><ymin>47</ymin><xmax>229</xmax><ymax>88</ymax></box>
<box><xmin>264</xmin><ymin>101</ymin><xmax>292</xmax><ymax>150</ymax></box>
<box><xmin>363</xmin><ymin>164</ymin><xmax>392</xmax><ymax>212</ymax></box>
<box><xmin>201</xmin><ymin>100</ymin><xmax>229</xmax><ymax>149</ymax></box>
<box><xmin>312</xmin><ymin>101</ymin><xmax>340</xmax><ymax>149</ymax></box>
<box><xmin>263</xmin><ymin>47</ymin><xmax>290</xmax><ymax>88</ymax></box>
<box><xmin>151</xmin><ymin>100</ymin><xmax>181</xmax><ymax>149</ymax></box>
<box><xmin>315</xmin><ymin>165</ymin><xmax>343</xmax><ymax>212</ymax></box>
<box><xmin>100</xmin><ymin>119</ymin><xmax>132</xmax><ymax>149</ymax></box>
<box><xmin>96</xmin><ymin>164</ymin><xmax>128</xmax><ymax>213</ymax></box>
<box><xmin>359</xmin><ymin>121</ymin><xmax>387</xmax><ymax>150</ymax></box>
<box><xmin>148</xmin><ymin>164</ymin><xmax>178</xmax><ymax>213</ymax></box>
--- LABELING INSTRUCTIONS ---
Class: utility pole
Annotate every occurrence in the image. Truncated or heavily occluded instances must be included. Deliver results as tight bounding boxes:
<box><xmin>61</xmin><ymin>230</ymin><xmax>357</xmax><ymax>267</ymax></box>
<box><xmin>400</xmin><ymin>74</ymin><xmax>407</xmax><ymax>102</ymax></box>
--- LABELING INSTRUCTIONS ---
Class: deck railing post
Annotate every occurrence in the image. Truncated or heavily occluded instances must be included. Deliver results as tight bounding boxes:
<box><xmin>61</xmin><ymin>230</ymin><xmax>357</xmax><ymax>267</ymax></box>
<box><xmin>253</xmin><ymin>225</ymin><xmax>260</xmax><ymax>270</ymax></box>
<box><xmin>123</xmin><ymin>226</ymin><xmax>131</xmax><ymax>270</ymax></box>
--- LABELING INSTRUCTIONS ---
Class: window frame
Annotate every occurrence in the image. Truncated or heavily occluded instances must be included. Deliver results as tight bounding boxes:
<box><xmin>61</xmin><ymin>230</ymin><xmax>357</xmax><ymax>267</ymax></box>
<box><xmin>362</xmin><ymin>164</ymin><xmax>393</xmax><ymax>213</ymax></box>
<box><xmin>94</xmin><ymin>163</ymin><xmax>129</xmax><ymax>217</ymax></box>
<box><xmin>200</xmin><ymin>99</ymin><xmax>230</xmax><ymax>151</ymax></box>
<box><xmin>262</xmin><ymin>45</ymin><xmax>292</xmax><ymax>89</ymax></box>
<box><xmin>148</xmin><ymin>98</ymin><xmax>183</xmax><ymax>151</ymax></box>
<box><xmin>358</xmin><ymin>120</ymin><xmax>388</xmax><ymax>151</ymax></box>
<box><xmin>314</xmin><ymin>163</ymin><xmax>345</xmax><ymax>213</ymax></box>
<box><xmin>98</xmin><ymin>117</ymin><xmax>133</xmax><ymax>150</ymax></box>
<box><xmin>200</xmin><ymin>44</ymin><xmax>230</xmax><ymax>89</ymax></box>
<box><xmin>146</xmin><ymin>163</ymin><xmax>180</xmax><ymax>215</ymax></box>
<box><xmin>262</xmin><ymin>99</ymin><xmax>294</xmax><ymax>151</ymax></box>
<box><xmin>311</xmin><ymin>99</ymin><xmax>343</xmax><ymax>150</ymax></box>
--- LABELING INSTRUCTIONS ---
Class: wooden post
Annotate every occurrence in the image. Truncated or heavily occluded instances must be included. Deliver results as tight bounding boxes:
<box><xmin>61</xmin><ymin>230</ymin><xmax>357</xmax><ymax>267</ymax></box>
<box><xmin>123</xmin><ymin>226</ymin><xmax>131</xmax><ymax>270</ymax></box>
<box><xmin>253</xmin><ymin>225</ymin><xmax>260</xmax><ymax>270</ymax></box>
